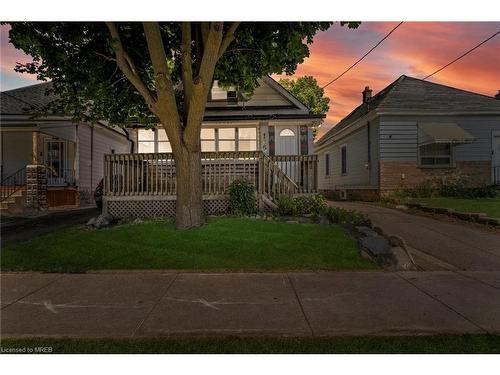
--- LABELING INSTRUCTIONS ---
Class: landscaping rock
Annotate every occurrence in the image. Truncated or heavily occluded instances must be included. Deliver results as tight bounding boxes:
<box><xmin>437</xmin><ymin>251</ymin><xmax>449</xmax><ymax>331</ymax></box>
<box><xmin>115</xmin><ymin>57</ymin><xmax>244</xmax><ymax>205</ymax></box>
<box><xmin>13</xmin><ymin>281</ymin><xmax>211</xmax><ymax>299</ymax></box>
<box><xmin>133</xmin><ymin>218</ymin><xmax>144</xmax><ymax>224</ymax></box>
<box><xmin>286</xmin><ymin>220</ymin><xmax>299</xmax><ymax>224</ymax></box>
<box><xmin>318</xmin><ymin>215</ymin><xmax>330</xmax><ymax>225</ymax></box>
<box><xmin>86</xmin><ymin>217</ymin><xmax>96</xmax><ymax>227</ymax></box>
<box><xmin>355</xmin><ymin>226</ymin><xmax>379</xmax><ymax>237</ymax></box>
<box><xmin>94</xmin><ymin>213</ymin><xmax>115</xmax><ymax>229</ymax></box>
<box><xmin>395</xmin><ymin>204</ymin><xmax>408</xmax><ymax>210</ymax></box>
<box><xmin>391</xmin><ymin>246</ymin><xmax>417</xmax><ymax>270</ymax></box>
<box><xmin>360</xmin><ymin>236</ymin><xmax>391</xmax><ymax>256</ymax></box>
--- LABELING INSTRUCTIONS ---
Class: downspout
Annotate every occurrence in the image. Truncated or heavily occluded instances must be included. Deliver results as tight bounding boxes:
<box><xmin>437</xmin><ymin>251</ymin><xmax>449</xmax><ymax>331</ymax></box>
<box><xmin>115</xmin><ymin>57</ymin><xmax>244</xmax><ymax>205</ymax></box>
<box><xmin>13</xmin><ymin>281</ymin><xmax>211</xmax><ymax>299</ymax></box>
<box><xmin>122</xmin><ymin>128</ymin><xmax>134</xmax><ymax>153</ymax></box>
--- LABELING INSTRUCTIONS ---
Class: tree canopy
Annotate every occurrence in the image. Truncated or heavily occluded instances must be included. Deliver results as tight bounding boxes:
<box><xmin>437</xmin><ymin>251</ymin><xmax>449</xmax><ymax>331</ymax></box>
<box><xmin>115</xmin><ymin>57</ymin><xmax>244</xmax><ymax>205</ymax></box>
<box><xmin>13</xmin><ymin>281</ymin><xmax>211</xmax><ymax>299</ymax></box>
<box><xmin>278</xmin><ymin>75</ymin><xmax>330</xmax><ymax>115</ymax></box>
<box><xmin>6</xmin><ymin>22</ymin><xmax>342</xmax><ymax>126</ymax></box>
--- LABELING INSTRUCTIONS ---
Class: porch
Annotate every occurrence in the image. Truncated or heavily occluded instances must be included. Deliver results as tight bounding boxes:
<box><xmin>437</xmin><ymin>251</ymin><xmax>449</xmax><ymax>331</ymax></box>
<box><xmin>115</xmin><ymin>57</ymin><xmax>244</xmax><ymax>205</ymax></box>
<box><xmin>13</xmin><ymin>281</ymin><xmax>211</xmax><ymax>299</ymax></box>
<box><xmin>103</xmin><ymin>151</ymin><xmax>318</xmax><ymax>217</ymax></box>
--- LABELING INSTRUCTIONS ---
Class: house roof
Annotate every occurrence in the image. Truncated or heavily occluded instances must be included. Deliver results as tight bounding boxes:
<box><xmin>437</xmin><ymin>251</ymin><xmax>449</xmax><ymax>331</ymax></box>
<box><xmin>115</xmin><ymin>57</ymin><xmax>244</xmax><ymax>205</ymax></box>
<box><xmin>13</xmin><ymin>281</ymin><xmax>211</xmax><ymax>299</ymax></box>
<box><xmin>316</xmin><ymin>75</ymin><xmax>500</xmax><ymax>147</ymax></box>
<box><xmin>0</xmin><ymin>82</ymin><xmax>56</xmax><ymax>115</ymax></box>
<box><xmin>1</xmin><ymin>76</ymin><xmax>324</xmax><ymax>123</ymax></box>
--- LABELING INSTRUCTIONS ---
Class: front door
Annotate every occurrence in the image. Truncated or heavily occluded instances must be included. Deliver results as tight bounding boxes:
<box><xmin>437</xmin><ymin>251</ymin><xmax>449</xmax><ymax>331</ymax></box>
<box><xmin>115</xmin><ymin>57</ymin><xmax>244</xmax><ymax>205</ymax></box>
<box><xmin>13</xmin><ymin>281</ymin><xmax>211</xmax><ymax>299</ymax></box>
<box><xmin>274</xmin><ymin>125</ymin><xmax>299</xmax><ymax>182</ymax></box>
<box><xmin>44</xmin><ymin>140</ymin><xmax>66</xmax><ymax>186</ymax></box>
<box><xmin>493</xmin><ymin>132</ymin><xmax>500</xmax><ymax>184</ymax></box>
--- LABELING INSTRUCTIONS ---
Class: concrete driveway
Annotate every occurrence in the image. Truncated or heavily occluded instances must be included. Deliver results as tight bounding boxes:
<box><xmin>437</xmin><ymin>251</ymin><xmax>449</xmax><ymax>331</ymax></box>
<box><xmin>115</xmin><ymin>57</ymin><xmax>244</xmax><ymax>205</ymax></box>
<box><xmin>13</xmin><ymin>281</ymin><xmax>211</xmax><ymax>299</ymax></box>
<box><xmin>1</xmin><ymin>207</ymin><xmax>99</xmax><ymax>246</ymax></box>
<box><xmin>329</xmin><ymin>201</ymin><xmax>500</xmax><ymax>271</ymax></box>
<box><xmin>2</xmin><ymin>271</ymin><xmax>500</xmax><ymax>338</ymax></box>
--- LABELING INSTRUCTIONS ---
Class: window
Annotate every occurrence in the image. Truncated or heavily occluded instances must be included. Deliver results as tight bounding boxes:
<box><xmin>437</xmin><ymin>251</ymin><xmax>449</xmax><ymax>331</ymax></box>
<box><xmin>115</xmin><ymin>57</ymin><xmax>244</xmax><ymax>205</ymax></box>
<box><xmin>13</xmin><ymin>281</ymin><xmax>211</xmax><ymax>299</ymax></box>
<box><xmin>341</xmin><ymin>145</ymin><xmax>347</xmax><ymax>175</ymax></box>
<box><xmin>201</xmin><ymin>128</ymin><xmax>216</xmax><ymax>152</ymax></box>
<box><xmin>138</xmin><ymin>128</ymin><xmax>171</xmax><ymax>153</ymax></box>
<box><xmin>238</xmin><ymin>128</ymin><xmax>257</xmax><ymax>151</ymax></box>
<box><xmin>279</xmin><ymin>128</ymin><xmax>295</xmax><ymax>137</ymax></box>
<box><xmin>325</xmin><ymin>153</ymin><xmax>330</xmax><ymax>176</ymax></box>
<box><xmin>210</xmin><ymin>80</ymin><xmax>238</xmax><ymax>102</ymax></box>
<box><xmin>218</xmin><ymin>128</ymin><xmax>236</xmax><ymax>151</ymax></box>
<box><xmin>419</xmin><ymin>143</ymin><xmax>453</xmax><ymax>167</ymax></box>
<box><xmin>138</xmin><ymin>129</ymin><xmax>155</xmax><ymax>153</ymax></box>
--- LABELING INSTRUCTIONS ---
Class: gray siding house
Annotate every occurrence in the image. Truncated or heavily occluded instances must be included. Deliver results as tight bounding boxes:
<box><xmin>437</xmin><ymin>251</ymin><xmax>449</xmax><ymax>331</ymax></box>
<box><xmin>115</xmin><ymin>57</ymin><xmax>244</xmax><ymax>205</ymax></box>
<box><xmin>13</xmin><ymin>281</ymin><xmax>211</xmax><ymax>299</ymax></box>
<box><xmin>315</xmin><ymin>75</ymin><xmax>500</xmax><ymax>200</ymax></box>
<box><xmin>1</xmin><ymin>83</ymin><xmax>131</xmax><ymax>211</ymax></box>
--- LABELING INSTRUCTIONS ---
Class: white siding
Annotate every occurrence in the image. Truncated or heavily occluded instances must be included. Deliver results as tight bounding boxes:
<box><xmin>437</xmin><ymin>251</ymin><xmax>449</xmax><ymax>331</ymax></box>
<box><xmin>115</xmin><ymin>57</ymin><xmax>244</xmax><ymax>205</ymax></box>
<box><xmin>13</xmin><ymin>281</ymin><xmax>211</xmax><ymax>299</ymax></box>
<box><xmin>78</xmin><ymin>124</ymin><xmax>129</xmax><ymax>195</ymax></box>
<box><xmin>316</xmin><ymin>126</ymin><xmax>372</xmax><ymax>189</ymax></box>
<box><xmin>0</xmin><ymin>131</ymin><xmax>32</xmax><ymax>178</ymax></box>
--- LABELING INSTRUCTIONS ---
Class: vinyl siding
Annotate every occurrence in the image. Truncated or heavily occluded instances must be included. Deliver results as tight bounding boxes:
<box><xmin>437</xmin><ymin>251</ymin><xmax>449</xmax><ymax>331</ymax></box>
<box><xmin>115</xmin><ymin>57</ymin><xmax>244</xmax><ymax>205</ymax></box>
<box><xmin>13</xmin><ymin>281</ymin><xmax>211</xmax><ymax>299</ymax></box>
<box><xmin>316</xmin><ymin>126</ymin><xmax>372</xmax><ymax>189</ymax></box>
<box><xmin>379</xmin><ymin>120</ymin><xmax>418</xmax><ymax>161</ymax></box>
<box><xmin>380</xmin><ymin>115</ymin><xmax>500</xmax><ymax>162</ymax></box>
<box><xmin>78</xmin><ymin>124</ymin><xmax>129</xmax><ymax>194</ymax></box>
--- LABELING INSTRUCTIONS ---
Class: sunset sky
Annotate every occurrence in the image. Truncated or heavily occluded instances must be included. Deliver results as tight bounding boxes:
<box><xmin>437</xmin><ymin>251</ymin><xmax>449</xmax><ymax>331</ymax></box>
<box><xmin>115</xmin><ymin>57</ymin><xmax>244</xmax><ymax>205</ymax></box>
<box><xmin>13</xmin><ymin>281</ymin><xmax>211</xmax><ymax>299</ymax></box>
<box><xmin>1</xmin><ymin>22</ymin><xmax>499</xmax><ymax>138</ymax></box>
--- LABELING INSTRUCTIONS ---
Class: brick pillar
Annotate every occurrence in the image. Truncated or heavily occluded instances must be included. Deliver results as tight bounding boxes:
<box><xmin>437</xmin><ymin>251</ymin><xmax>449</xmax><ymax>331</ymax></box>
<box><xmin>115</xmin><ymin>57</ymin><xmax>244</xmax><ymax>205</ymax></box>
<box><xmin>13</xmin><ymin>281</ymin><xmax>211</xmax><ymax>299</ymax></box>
<box><xmin>25</xmin><ymin>165</ymin><xmax>48</xmax><ymax>210</ymax></box>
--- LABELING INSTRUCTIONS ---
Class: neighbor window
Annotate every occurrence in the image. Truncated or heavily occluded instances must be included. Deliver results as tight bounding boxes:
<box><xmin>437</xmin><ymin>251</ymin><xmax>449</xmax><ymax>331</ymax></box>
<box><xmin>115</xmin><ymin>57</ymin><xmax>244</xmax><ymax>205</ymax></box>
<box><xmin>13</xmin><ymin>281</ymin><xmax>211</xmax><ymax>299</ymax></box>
<box><xmin>325</xmin><ymin>153</ymin><xmax>330</xmax><ymax>176</ymax></box>
<box><xmin>341</xmin><ymin>145</ymin><xmax>347</xmax><ymax>175</ymax></box>
<box><xmin>419</xmin><ymin>143</ymin><xmax>453</xmax><ymax>167</ymax></box>
<box><xmin>138</xmin><ymin>128</ymin><xmax>171</xmax><ymax>153</ymax></box>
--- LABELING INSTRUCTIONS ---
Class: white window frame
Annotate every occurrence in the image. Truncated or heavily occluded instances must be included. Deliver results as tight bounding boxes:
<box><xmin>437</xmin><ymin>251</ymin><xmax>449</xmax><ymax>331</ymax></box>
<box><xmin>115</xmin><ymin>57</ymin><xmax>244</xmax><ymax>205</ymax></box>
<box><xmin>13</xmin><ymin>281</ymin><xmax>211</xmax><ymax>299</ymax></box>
<box><xmin>418</xmin><ymin>142</ymin><xmax>455</xmax><ymax>168</ymax></box>
<box><xmin>340</xmin><ymin>144</ymin><xmax>348</xmax><ymax>175</ymax></box>
<box><xmin>137</xmin><ymin>128</ymin><xmax>171</xmax><ymax>153</ymax></box>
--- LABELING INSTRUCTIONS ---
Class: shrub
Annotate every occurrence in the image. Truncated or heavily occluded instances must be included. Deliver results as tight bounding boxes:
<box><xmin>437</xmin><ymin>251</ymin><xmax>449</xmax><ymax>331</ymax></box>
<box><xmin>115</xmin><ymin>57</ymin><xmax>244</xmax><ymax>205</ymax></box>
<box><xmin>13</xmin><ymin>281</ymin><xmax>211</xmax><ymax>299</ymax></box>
<box><xmin>229</xmin><ymin>179</ymin><xmax>257</xmax><ymax>215</ymax></box>
<box><xmin>277</xmin><ymin>195</ymin><xmax>327</xmax><ymax>216</ymax></box>
<box><xmin>277</xmin><ymin>196</ymin><xmax>298</xmax><ymax>216</ymax></box>
<box><xmin>325</xmin><ymin>206</ymin><xmax>371</xmax><ymax>226</ymax></box>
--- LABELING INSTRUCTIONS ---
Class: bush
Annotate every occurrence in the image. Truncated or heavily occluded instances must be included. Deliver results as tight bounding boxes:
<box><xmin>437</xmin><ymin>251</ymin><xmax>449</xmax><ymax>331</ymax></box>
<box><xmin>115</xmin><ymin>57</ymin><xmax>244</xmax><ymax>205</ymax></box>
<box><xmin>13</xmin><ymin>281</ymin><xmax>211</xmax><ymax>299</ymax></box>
<box><xmin>229</xmin><ymin>179</ymin><xmax>257</xmax><ymax>215</ymax></box>
<box><xmin>277</xmin><ymin>195</ymin><xmax>327</xmax><ymax>216</ymax></box>
<box><xmin>325</xmin><ymin>206</ymin><xmax>371</xmax><ymax>226</ymax></box>
<box><xmin>391</xmin><ymin>172</ymin><xmax>499</xmax><ymax>200</ymax></box>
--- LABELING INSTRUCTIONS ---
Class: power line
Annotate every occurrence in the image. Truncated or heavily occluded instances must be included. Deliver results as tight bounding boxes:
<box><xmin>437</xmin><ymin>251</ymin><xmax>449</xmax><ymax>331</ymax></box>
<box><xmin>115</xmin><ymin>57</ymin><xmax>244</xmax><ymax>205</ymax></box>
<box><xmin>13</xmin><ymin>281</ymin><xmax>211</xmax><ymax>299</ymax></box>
<box><xmin>423</xmin><ymin>30</ymin><xmax>500</xmax><ymax>80</ymax></box>
<box><xmin>322</xmin><ymin>22</ymin><xmax>404</xmax><ymax>89</ymax></box>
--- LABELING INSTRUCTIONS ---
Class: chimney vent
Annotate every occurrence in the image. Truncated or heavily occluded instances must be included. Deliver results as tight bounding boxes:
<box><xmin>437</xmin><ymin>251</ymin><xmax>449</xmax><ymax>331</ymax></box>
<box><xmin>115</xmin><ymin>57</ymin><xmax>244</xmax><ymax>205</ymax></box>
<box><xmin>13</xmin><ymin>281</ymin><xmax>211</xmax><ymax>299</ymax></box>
<box><xmin>495</xmin><ymin>90</ymin><xmax>500</xmax><ymax>100</ymax></box>
<box><xmin>362</xmin><ymin>86</ymin><xmax>372</xmax><ymax>104</ymax></box>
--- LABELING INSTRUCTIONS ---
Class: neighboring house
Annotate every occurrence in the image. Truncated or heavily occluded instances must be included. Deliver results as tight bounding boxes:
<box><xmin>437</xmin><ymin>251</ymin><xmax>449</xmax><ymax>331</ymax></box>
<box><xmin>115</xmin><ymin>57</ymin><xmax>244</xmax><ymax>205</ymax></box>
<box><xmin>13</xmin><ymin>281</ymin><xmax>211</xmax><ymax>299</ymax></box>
<box><xmin>1</xmin><ymin>77</ymin><xmax>323</xmax><ymax>216</ymax></box>
<box><xmin>315</xmin><ymin>75</ymin><xmax>500</xmax><ymax>200</ymax></box>
<box><xmin>1</xmin><ymin>83</ymin><xmax>131</xmax><ymax>213</ymax></box>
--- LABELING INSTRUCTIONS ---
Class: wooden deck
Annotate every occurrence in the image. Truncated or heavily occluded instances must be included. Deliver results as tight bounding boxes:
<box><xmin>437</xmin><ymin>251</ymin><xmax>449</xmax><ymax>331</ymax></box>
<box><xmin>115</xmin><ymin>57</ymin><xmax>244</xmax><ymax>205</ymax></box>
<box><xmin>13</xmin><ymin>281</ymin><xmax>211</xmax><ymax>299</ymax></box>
<box><xmin>103</xmin><ymin>151</ymin><xmax>318</xmax><ymax>217</ymax></box>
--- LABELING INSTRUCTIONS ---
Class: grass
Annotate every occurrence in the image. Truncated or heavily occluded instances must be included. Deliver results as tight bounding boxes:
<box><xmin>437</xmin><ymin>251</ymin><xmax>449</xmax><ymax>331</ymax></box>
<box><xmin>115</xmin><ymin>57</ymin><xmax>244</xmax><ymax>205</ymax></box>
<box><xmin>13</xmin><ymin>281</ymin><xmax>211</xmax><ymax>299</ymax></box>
<box><xmin>0</xmin><ymin>217</ymin><xmax>375</xmax><ymax>272</ymax></box>
<box><xmin>411</xmin><ymin>197</ymin><xmax>500</xmax><ymax>218</ymax></box>
<box><xmin>1</xmin><ymin>335</ymin><xmax>499</xmax><ymax>354</ymax></box>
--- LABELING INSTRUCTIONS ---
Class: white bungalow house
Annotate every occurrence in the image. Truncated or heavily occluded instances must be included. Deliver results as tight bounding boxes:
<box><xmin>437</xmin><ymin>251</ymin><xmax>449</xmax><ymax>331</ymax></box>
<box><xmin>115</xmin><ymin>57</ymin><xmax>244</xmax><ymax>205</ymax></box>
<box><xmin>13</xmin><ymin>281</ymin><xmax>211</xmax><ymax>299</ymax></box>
<box><xmin>0</xmin><ymin>83</ymin><xmax>131</xmax><ymax>213</ymax></box>
<box><xmin>1</xmin><ymin>76</ymin><xmax>323</xmax><ymax>216</ymax></box>
<box><xmin>315</xmin><ymin>75</ymin><xmax>500</xmax><ymax>200</ymax></box>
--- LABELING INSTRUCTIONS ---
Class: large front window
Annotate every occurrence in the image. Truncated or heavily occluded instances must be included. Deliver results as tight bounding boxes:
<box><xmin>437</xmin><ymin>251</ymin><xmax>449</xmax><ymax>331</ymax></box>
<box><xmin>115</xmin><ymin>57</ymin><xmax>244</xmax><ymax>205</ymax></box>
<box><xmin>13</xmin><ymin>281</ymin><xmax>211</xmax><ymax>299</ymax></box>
<box><xmin>138</xmin><ymin>127</ymin><xmax>258</xmax><ymax>153</ymax></box>
<box><xmin>419</xmin><ymin>143</ymin><xmax>453</xmax><ymax>167</ymax></box>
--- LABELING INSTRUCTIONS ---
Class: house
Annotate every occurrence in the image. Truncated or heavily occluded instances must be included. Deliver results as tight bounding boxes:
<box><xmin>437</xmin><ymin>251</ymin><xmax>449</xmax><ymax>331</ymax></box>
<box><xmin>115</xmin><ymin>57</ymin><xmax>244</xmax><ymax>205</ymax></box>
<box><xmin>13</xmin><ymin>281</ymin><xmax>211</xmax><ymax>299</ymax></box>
<box><xmin>315</xmin><ymin>75</ymin><xmax>500</xmax><ymax>200</ymax></box>
<box><xmin>1</xmin><ymin>76</ymin><xmax>323</xmax><ymax>216</ymax></box>
<box><xmin>0</xmin><ymin>83</ymin><xmax>132</xmax><ymax>213</ymax></box>
<box><xmin>103</xmin><ymin>76</ymin><xmax>323</xmax><ymax>217</ymax></box>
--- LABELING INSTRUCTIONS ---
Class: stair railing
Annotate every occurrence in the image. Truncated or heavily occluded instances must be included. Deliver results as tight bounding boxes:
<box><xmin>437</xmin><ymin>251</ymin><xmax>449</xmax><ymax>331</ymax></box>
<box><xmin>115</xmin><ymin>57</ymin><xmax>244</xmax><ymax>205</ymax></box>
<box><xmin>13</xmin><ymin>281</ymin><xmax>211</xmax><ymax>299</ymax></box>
<box><xmin>0</xmin><ymin>166</ymin><xmax>27</xmax><ymax>203</ymax></box>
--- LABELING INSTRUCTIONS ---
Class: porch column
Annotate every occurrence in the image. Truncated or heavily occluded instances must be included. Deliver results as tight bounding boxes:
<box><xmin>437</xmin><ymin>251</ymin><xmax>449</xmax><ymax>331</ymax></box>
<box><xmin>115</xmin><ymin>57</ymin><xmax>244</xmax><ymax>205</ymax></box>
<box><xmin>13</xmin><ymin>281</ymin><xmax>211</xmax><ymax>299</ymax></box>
<box><xmin>25</xmin><ymin>164</ymin><xmax>48</xmax><ymax>211</ymax></box>
<box><xmin>31</xmin><ymin>131</ymin><xmax>40</xmax><ymax>164</ymax></box>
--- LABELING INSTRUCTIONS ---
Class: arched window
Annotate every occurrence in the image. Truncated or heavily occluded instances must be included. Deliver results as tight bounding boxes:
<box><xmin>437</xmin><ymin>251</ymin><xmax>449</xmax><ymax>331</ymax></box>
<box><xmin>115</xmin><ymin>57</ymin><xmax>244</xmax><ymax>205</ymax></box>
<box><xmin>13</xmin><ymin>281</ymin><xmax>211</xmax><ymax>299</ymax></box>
<box><xmin>279</xmin><ymin>128</ymin><xmax>295</xmax><ymax>137</ymax></box>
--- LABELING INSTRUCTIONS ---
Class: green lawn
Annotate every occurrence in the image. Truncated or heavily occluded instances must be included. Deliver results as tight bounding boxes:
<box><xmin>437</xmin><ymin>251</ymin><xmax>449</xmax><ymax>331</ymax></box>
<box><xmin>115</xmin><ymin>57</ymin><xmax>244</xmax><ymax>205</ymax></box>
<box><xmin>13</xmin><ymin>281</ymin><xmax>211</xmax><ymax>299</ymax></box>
<box><xmin>1</xmin><ymin>218</ymin><xmax>375</xmax><ymax>272</ymax></box>
<box><xmin>1</xmin><ymin>335</ymin><xmax>499</xmax><ymax>354</ymax></box>
<box><xmin>411</xmin><ymin>197</ymin><xmax>500</xmax><ymax>218</ymax></box>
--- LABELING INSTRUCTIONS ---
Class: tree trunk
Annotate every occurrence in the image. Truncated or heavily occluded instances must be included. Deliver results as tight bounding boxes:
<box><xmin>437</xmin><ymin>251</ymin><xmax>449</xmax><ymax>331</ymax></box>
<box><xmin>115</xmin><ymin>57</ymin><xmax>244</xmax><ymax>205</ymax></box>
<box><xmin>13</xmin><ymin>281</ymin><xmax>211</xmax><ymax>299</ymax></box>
<box><xmin>174</xmin><ymin>145</ymin><xmax>204</xmax><ymax>229</ymax></box>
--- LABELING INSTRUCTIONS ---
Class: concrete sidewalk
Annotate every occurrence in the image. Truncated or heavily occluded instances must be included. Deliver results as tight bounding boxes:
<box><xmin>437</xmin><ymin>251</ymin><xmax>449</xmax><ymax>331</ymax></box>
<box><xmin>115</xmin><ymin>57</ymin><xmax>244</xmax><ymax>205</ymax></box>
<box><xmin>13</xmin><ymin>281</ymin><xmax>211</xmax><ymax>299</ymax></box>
<box><xmin>329</xmin><ymin>201</ymin><xmax>500</xmax><ymax>271</ymax></box>
<box><xmin>1</xmin><ymin>271</ymin><xmax>499</xmax><ymax>338</ymax></box>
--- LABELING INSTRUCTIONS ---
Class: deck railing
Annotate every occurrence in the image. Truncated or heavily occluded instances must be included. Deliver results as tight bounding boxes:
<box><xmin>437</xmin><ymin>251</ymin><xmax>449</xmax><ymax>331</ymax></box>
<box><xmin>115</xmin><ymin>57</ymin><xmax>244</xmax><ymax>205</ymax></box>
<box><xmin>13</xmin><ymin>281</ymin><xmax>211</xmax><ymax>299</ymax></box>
<box><xmin>104</xmin><ymin>151</ymin><xmax>318</xmax><ymax>199</ymax></box>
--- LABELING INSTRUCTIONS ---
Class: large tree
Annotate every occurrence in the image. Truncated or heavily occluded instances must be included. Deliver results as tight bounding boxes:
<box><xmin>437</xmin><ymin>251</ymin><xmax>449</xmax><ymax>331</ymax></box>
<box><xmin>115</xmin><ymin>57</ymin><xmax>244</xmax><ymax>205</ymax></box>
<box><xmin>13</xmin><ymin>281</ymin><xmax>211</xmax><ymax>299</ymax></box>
<box><xmin>6</xmin><ymin>22</ymin><xmax>357</xmax><ymax>229</ymax></box>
